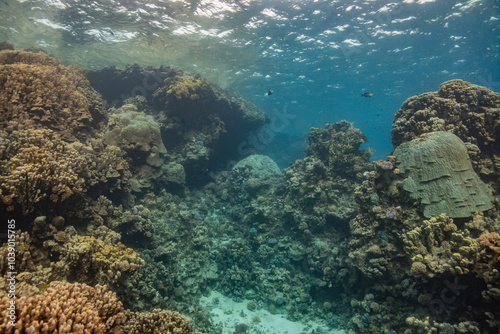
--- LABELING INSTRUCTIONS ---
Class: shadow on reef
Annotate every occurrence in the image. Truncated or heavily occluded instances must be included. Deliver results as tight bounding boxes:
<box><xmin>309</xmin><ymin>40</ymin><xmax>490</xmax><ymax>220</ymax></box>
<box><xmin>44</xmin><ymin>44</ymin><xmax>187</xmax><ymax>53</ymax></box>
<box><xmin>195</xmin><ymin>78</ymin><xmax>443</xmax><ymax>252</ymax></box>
<box><xmin>86</xmin><ymin>65</ymin><xmax>268</xmax><ymax>188</ymax></box>
<box><xmin>1</xmin><ymin>46</ymin><xmax>500</xmax><ymax>334</ymax></box>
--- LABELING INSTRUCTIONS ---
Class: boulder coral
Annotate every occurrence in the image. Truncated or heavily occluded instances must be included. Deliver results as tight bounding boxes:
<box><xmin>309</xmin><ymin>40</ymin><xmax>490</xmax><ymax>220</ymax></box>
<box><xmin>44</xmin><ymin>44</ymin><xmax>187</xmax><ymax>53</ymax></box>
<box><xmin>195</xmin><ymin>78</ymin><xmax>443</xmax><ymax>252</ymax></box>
<box><xmin>392</xmin><ymin>79</ymin><xmax>500</xmax><ymax>149</ymax></box>
<box><xmin>394</xmin><ymin>131</ymin><xmax>493</xmax><ymax>218</ymax></box>
<box><xmin>392</xmin><ymin>79</ymin><xmax>500</xmax><ymax>181</ymax></box>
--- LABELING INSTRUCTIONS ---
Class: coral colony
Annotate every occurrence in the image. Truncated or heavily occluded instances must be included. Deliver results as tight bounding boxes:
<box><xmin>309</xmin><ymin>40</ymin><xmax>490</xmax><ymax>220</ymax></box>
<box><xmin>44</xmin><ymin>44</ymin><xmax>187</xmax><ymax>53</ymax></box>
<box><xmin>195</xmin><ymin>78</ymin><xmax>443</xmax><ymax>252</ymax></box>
<box><xmin>1</xmin><ymin>48</ymin><xmax>500</xmax><ymax>334</ymax></box>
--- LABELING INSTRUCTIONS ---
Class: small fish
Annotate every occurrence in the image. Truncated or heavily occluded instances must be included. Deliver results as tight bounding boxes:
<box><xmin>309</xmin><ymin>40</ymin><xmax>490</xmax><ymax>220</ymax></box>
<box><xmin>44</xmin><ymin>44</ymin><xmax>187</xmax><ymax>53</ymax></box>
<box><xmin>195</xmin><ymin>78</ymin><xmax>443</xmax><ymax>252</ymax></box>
<box><xmin>109</xmin><ymin>233</ymin><xmax>113</xmax><ymax>237</ymax></box>
<box><xmin>160</xmin><ymin>286</ymin><xmax>166</xmax><ymax>289</ymax></box>
<box><xmin>361</xmin><ymin>92</ymin><xmax>373</xmax><ymax>97</ymax></box>
<box><xmin>267</xmin><ymin>89</ymin><xmax>273</xmax><ymax>96</ymax></box>
<box><xmin>108</xmin><ymin>29</ymin><xmax>114</xmax><ymax>36</ymax></box>
<box><xmin>10</xmin><ymin>167</ymin><xmax>14</xmax><ymax>173</ymax></box>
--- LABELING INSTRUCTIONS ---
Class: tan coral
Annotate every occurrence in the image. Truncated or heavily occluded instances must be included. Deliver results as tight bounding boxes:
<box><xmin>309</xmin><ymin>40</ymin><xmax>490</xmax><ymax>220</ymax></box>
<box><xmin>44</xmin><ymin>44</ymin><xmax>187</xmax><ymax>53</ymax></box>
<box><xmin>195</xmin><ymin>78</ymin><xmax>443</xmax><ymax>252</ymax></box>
<box><xmin>0</xmin><ymin>50</ymin><xmax>107</xmax><ymax>142</ymax></box>
<box><xmin>0</xmin><ymin>281</ymin><xmax>125</xmax><ymax>334</ymax></box>
<box><xmin>53</xmin><ymin>235</ymin><xmax>145</xmax><ymax>286</ymax></box>
<box><xmin>403</xmin><ymin>215</ymin><xmax>479</xmax><ymax>278</ymax></box>
<box><xmin>121</xmin><ymin>309</ymin><xmax>199</xmax><ymax>334</ymax></box>
<box><xmin>0</xmin><ymin>129</ymin><xmax>89</xmax><ymax>213</ymax></box>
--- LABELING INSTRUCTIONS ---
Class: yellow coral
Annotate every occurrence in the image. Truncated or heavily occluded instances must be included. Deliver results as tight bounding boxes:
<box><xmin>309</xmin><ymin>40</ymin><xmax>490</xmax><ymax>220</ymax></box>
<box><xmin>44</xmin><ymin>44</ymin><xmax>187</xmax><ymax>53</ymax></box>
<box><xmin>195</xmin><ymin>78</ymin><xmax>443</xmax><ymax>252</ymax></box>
<box><xmin>166</xmin><ymin>77</ymin><xmax>208</xmax><ymax>100</ymax></box>
<box><xmin>55</xmin><ymin>235</ymin><xmax>145</xmax><ymax>285</ymax></box>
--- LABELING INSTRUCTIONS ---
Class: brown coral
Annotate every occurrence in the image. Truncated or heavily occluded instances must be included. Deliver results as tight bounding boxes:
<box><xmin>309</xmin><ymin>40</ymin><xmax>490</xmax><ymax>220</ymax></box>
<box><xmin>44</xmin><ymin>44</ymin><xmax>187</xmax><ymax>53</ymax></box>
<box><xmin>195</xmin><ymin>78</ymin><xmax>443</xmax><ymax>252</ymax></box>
<box><xmin>0</xmin><ymin>129</ymin><xmax>88</xmax><ymax>213</ymax></box>
<box><xmin>0</xmin><ymin>281</ymin><xmax>125</xmax><ymax>334</ymax></box>
<box><xmin>121</xmin><ymin>309</ymin><xmax>196</xmax><ymax>334</ymax></box>
<box><xmin>53</xmin><ymin>235</ymin><xmax>145</xmax><ymax>286</ymax></box>
<box><xmin>403</xmin><ymin>215</ymin><xmax>479</xmax><ymax>277</ymax></box>
<box><xmin>392</xmin><ymin>79</ymin><xmax>500</xmax><ymax>149</ymax></box>
<box><xmin>0</xmin><ymin>50</ymin><xmax>107</xmax><ymax>142</ymax></box>
<box><xmin>391</xmin><ymin>80</ymin><xmax>500</xmax><ymax>181</ymax></box>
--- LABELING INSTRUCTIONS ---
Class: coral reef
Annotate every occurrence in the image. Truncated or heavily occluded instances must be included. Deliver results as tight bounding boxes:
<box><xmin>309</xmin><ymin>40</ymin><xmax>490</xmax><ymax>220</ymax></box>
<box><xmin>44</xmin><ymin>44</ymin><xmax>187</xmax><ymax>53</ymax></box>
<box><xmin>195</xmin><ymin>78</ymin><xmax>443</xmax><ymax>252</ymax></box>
<box><xmin>2</xmin><ymin>49</ymin><xmax>500</xmax><ymax>334</ymax></box>
<box><xmin>0</xmin><ymin>282</ymin><xmax>125</xmax><ymax>334</ymax></box>
<box><xmin>394</xmin><ymin>131</ymin><xmax>493</xmax><ymax>218</ymax></box>
<box><xmin>392</xmin><ymin>79</ymin><xmax>500</xmax><ymax>187</ymax></box>
<box><xmin>0</xmin><ymin>50</ymin><xmax>107</xmax><ymax>143</ymax></box>
<box><xmin>403</xmin><ymin>214</ymin><xmax>479</xmax><ymax>277</ymax></box>
<box><xmin>0</xmin><ymin>129</ymin><xmax>89</xmax><ymax>213</ymax></box>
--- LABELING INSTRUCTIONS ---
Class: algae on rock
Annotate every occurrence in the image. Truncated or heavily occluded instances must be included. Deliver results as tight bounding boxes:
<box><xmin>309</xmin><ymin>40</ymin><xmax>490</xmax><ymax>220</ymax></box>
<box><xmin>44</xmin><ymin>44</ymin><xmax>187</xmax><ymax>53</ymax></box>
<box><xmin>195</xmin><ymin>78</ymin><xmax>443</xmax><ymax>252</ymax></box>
<box><xmin>394</xmin><ymin>131</ymin><xmax>493</xmax><ymax>218</ymax></box>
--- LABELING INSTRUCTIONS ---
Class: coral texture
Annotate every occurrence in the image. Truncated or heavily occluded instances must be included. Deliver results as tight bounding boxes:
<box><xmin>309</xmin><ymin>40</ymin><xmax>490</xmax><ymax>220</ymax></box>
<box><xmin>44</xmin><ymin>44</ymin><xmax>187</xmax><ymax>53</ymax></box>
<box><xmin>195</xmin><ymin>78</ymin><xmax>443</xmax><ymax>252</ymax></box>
<box><xmin>403</xmin><ymin>214</ymin><xmax>479</xmax><ymax>277</ymax></box>
<box><xmin>394</xmin><ymin>131</ymin><xmax>493</xmax><ymax>218</ymax></box>
<box><xmin>121</xmin><ymin>309</ymin><xmax>196</xmax><ymax>334</ymax></box>
<box><xmin>0</xmin><ymin>129</ymin><xmax>89</xmax><ymax>213</ymax></box>
<box><xmin>53</xmin><ymin>235</ymin><xmax>145</xmax><ymax>286</ymax></box>
<box><xmin>392</xmin><ymin>79</ymin><xmax>500</xmax><ymax>149</ymax></box>
<box><xmin>0</xmin><ymin>50</ymin><xmax>107</xmax><ymax>142</ymax></box>
<box><xmin>0</xmin><ymin>282</ymin><xmax>126</xmax><ymax>334</ymax></box>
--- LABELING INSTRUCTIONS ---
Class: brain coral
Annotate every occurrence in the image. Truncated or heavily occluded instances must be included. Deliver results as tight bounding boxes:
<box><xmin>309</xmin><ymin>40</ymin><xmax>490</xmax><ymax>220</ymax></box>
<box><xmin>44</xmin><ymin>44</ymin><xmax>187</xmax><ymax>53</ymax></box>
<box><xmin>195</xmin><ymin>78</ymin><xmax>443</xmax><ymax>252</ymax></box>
<box><xmin>0</xmin><ymin>50</ymin><xmax>107</xmax><ymax>142</ymax></box>
<box><xmin>392</xmin><ymin>79</ymin><xmax>500</xmax><ymax>150</ymax></box>
<box><xmin>394</xmin><ymin>131</ymin><xmax>493</xmax><ymax>218</ymax></box>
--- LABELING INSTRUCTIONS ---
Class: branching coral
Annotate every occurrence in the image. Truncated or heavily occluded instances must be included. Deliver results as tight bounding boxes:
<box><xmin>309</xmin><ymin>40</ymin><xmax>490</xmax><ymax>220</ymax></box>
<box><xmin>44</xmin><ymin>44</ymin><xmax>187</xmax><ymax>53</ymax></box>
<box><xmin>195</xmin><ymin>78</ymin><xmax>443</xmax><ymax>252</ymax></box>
<box><xmin>0</xmin><ymin>129</ymin><xmax>89</xmax><ymax>213</ymax></box>
<box><xmin>121</xmin><ymin>309</ymin><xmax>197</xmax><ymax>334</ymax></box>
<box><xmin>0</xmin><ymin>50</ymin><xmax>107</xmax><ymax>142</ymax></box>
<box><xmin>403</xmin><ymin>215</ymin><xmax>479</xmax><ymax>277</ymax></box>
<box><xmin>0</xmin><ymin>281</ymin><xmax>126</xmax><ymax>334</ymax></box>
<box><xmin>52</xmin><ymin>235</ymin><xmax>145</xmax><ymax>286</ymax></box>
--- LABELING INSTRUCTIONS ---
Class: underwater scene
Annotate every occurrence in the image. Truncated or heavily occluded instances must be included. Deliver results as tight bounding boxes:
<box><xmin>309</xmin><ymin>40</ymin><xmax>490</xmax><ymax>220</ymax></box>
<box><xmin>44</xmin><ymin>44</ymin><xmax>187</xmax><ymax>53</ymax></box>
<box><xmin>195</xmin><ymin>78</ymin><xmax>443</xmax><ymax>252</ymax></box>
<box><xmin>0</xmin><ymin>0</ymin><xmax>499</xmax><ymax>333</ymax></box>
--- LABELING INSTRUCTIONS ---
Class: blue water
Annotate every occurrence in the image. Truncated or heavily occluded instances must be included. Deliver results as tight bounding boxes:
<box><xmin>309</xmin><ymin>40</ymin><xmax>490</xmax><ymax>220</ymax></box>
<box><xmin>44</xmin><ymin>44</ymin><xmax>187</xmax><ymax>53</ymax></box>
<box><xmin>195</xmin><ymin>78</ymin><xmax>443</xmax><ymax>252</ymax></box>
<box><xmin>0</xmin><ymin>0</ymin><xmax>498</xmax><ymax>164</ymax></box>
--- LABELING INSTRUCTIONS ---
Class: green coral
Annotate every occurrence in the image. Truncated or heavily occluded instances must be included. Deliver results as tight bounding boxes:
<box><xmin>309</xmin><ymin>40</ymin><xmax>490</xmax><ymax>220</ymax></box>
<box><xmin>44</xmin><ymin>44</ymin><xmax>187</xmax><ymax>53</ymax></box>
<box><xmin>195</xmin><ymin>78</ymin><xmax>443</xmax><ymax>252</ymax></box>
<box><xmin>394</xmin><ymin>131</ymin><xmax>493</xmax><ymax>218</ymax></box>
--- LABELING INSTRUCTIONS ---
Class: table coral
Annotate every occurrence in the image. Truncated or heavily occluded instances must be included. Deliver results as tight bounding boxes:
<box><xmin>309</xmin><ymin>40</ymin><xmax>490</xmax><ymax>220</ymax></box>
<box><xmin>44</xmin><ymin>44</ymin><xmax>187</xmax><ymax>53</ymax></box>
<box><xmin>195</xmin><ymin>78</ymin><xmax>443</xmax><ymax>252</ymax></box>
<box><xmin>0</xmin><ymin>50</ymin><xmax>107</xmax><ymax>142</ymax></box>
<box><xmin>0</xmin><ymin>281</ymin><xmax>126</xmax><ymax>334</ymax></box>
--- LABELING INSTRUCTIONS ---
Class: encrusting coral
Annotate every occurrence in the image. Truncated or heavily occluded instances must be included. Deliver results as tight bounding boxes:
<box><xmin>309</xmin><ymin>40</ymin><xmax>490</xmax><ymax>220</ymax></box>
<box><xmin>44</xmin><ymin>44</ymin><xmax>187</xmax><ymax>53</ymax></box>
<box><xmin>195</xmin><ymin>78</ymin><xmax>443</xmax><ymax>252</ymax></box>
<box><xmin>0</xmin><ymin>50</ymin><xmax>107</xmax><ymax>143</ymax></box>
